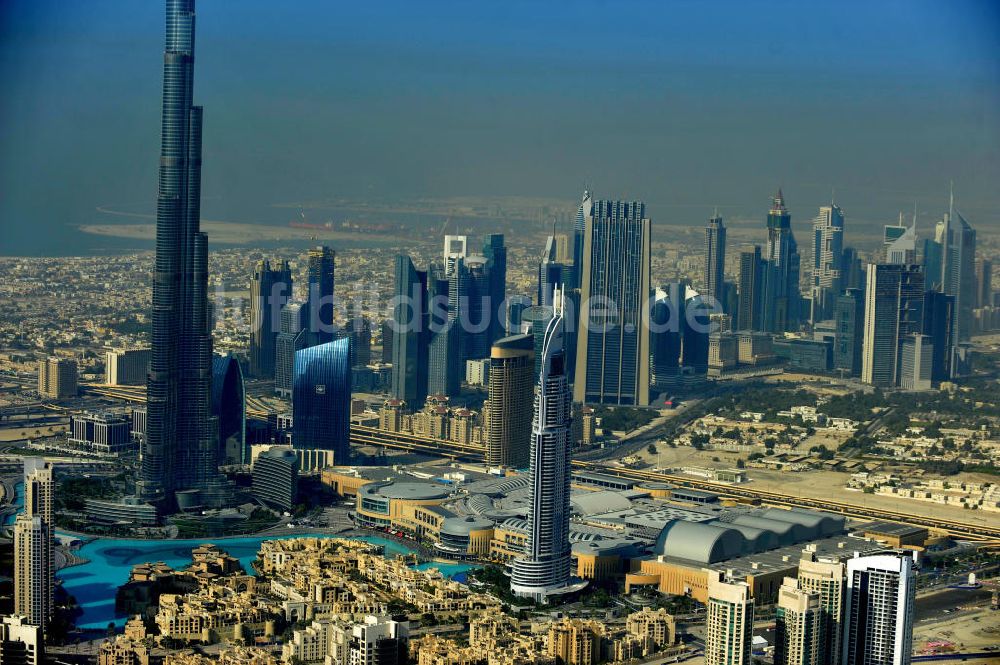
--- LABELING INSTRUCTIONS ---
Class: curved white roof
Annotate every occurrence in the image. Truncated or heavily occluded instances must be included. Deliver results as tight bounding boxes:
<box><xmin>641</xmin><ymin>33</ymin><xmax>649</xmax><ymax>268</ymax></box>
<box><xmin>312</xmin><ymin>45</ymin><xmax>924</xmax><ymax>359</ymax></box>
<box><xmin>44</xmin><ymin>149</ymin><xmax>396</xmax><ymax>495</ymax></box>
<box><xmin>571</xmin><ymin>490</ymin><xmax>633</xmax><ymax>516</ymax></box>
<box><xmin>654</xmin><ymin>520</ymin><xmax>746</xmax><ymax>564</ymax></box>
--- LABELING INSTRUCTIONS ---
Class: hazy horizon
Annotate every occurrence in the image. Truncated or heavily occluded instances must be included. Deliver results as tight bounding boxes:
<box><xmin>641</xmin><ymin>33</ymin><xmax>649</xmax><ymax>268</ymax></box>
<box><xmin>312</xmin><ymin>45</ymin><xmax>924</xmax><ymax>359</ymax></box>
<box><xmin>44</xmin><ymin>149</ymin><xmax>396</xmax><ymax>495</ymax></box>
<box><xmin>2</xmin><ymin>0</ymin><xmax>999</xmax><ymax>256</ymax></box>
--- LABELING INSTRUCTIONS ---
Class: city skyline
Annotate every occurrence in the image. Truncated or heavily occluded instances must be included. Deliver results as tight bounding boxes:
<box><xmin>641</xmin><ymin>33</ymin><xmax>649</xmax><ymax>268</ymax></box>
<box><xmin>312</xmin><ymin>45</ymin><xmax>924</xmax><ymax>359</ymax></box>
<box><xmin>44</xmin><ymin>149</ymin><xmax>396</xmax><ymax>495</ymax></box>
<box><xmin>1</xmin><ymin>1</ymin><xmax>999</xmax><ymax>662</ymax></box>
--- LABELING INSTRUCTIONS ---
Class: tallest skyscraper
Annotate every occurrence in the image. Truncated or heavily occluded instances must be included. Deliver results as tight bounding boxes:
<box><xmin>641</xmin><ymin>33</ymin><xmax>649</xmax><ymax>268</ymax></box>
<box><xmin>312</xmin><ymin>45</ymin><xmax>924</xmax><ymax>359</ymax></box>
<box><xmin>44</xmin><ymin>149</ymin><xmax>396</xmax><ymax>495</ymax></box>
<box><xmin>140</xmin><ymin>0</ymin><xmax>218</xmax><ymax>510</ymax></box>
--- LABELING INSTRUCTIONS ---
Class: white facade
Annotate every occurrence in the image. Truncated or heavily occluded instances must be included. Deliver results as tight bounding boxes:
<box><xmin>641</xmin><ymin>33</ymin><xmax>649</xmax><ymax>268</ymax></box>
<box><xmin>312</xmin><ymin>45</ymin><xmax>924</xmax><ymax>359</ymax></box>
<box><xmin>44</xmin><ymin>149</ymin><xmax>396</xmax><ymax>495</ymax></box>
<box><xmin>842</xmin><ymin>552</ymin><xmax>916</xmax><ymax>665</ymax></box>
<box><xmin>0</xmin><ymin>615</ymin><xmax>43</xmax><ymax>665</ymax></box>
<box><xmin>14</xmin><ymin>460</ymin><xmax>53</xmax><ymax>631</ymax></box>
<box><xmin>465</xmin><ymin>357</ymin><xmax>489</xmax><ymax>386</ymax></box>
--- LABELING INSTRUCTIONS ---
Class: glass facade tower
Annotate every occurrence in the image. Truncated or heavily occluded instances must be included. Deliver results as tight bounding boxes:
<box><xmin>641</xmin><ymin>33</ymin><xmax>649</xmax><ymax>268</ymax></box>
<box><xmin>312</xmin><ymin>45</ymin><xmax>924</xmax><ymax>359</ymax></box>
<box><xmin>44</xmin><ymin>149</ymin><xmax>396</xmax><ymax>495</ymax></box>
<box><xmin>292</xmin><ymin>338</ymin><xmax>352</xmax><ymax>463</ymax></box>
<box><xmin>140</xmin><ymin>0</ymin><xmax>218</xmax><ymax>509</ymax></box>
<box><xmin>574</xmin><ymin>199</ymin><xmax>651</xmax><ymax>406</ymax></box>
<box><xmin>249</xmin><ymin>259</ymin><xmax>292</xmax><ymax>378</ymax></box>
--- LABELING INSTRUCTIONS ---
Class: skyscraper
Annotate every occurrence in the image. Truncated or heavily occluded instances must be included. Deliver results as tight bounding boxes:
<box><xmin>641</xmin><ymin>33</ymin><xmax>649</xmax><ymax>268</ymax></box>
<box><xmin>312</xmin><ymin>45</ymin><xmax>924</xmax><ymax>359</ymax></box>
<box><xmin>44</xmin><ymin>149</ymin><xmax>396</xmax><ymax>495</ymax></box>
<box><xmin>521</xmin><ymin>304</ymin><xmax>554</xmax><ymax>381</ymax></box>
<box><xmin>485</xmin><ymin>334</ymin><xmax>534</xmax><ymax>468</ymax></box>
<box><xmin>861</xmin><ymin>264</ymin><xmax>925</xmax><ymax>387</ymax></box>
<box><xmin>704</xmin><ymin>214</ymin><xmax>727</xmax><ymax>308</ymax></box>
<box><xmin>737</xmin><ymin>246</ymin><xmax>764</xmax><ymax>331</ymax></box>
<box><xmin>14</xmin><ymin>459</ymin><xmax>53</xmax><ymax>631</ymax></box>
<box><xmin>883</xmin><ymin>215</ymin><xmax>917</xmax><ymax>265</ymax></box>
<box><xmin>462</xmin><ymin>255</ymin><xmax>492</xmax><ymax>361</ymax></box>
<box><xmin>141</xmin><ymin>0</ymin><xmax>218</xmax><ymax>510</ymax></box>
<box><xmin>427</xmin><ymin>262</ymin><xmax>463</xmax><ymax>396</ymax></box>
<box><xmin>977</xmin><ymin>258</ymin><xmax>993</xmax><ymax>309</ymax></box>
<box><xmin>105</xmin><ymin>347</ymin><xmax>152</xmax><ymax>386</ymax></box>
<box><xmin>211</xmin><ymin>354</ymin><xmax>246</xmax><ymax>465</ymax></box>
<box><xmin>797</xmin><ymin>554</ymin><xmax>845</xmax><ymax>665</ymax></box>
<box><xmin>511</xmin><ymin>294</ymin><xmax>573</xmax><ymax>601</ymax></box>
<box><xmin>538</xmin><ymin>235</ymin><xmax>565</xmax><ymax>307</ymax></box>
<box><xmin>810</xmin><ymin>204</ymin><xmax>844</xmax><ymax>323</ymax></box>
<box><xmin>761</xmin><ymin>190</ymin><xmax>802</xmax><ymax>333</ymax></box>
<box><xmin>842</xmin><ymin>552</ymin><xmax>916</xmax><ymax>665</ymax></box>
<box><xmin>936</xmin><ymin>207</ymin><xmax>977</xmax><ymax>344</ymax></box>
<box><xmin>390</xmin><ymin>255</ymin><xmax>429</xmax><ymax>407</ymax></box>
<box><xmin>275</xmin><ymin>301</ymin><xmax>308</xmax><ymax>397</ymax></box>
<box><xmin>307</xmin><ymin>246</ymin><xmax>336</xmax><ymax>344</ymax></box>
<box><xmin>774</xmin><ymin>578</ymin><xmax>821</xmax><ymax>665</ymax></box>
<box><xmin>651</xmin><ymin>295</ymin><xmax>682</xmax><ymax>390</ymax></box>
<box><xmin>571</xmin><ymin>190</ymin><xmax>592</xmax><ymax>290</ymax></box>
<box><xmin>292</xmin><ymin>338</ymin><xmax>352</xmax><ymax>463</ymax></box>
<box><xmin>683</xmin><ymin>292</ymin><xmax>711</xmax><ymax>375</ymax></box>
<box><xmin>833</xmin><ymin>288</ymin><xmax>865</xmax><ymax>377</ymax></box>
<box><xmin>37</xmin><ymin>357</ymin><xmax>77</xmax><ymax>399</ymax></box>
<box><xmin>841</xmin><ymin>246</ymin><xmax>865</xmax><ymax>291</ymax></box>
<box><xmin>443</xmin><ymin>235</ymin><xmax>468</xmax><ymax>274</ymax></box>
<box><xmin>483</xmin><ymin>233</ymin><xmax>508</xmax><ymax>347</ymax></box>
<box><xmin>380</xmin><ymin>319</ymin><xmax>394</xmax><ymax>363</ymax></box>
<box><xmin>249</xmin><ymin>259</ymin><xmax>292</xmax><ymax>378</ymax></box>
<box><xmin>922</xmin><ymin>291</ymin><xmax>955</xmax><ymax>382</ymax></box>
<box><xmin>705</xmin><ymin>571</ymin><xmax>754</xmax><ymax>665</ymax></box>
<box><xmin>574</xmin><ymin>199</ymin><xmax>651</xmax><ymax>406</ymax></box>
<box><xmin>899</xmin><ymin>334</ymin><xmax>933</xmax><ymax>391</ymax></box>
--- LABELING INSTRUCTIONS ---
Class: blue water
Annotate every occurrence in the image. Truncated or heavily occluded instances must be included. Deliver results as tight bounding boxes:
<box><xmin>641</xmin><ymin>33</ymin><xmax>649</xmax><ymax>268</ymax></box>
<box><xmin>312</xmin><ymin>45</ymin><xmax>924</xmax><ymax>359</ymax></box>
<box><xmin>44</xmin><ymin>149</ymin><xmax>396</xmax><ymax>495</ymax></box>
<box><xmin>2</xmin><ymin>482</ymin><xmax>25</xmax><ymax>526</ymax></box>
<box><xmin>58</xmin><ymin>533</ymin><xmax>477</xmax><ymax>630</ymax></box>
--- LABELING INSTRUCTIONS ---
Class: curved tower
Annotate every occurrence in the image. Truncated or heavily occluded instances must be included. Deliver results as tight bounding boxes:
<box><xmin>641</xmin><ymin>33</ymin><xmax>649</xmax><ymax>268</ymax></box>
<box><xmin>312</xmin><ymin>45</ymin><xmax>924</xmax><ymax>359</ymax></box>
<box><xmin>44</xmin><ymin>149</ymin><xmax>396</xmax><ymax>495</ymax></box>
<box><xmin>485</xmin><ymin>334</ymin><xmax>534</xmax><ymax>468</ymax></box>
<box><xmin>140</xmin><ymin>0</ymin><xmax>218</xmax><ymax>509</ymax></box>
<box><xmin>511</xmin><ymin>289</ymin><xmax>574</xmax><ymax>602</ymax></box>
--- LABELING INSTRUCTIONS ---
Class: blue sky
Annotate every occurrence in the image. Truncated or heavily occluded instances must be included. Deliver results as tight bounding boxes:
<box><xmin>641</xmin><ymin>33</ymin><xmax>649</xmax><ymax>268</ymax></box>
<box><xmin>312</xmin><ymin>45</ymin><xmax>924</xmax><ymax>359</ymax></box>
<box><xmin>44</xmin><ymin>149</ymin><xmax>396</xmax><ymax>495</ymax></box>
<box><xmin>1</xmin><ymin>0</ymin><xmax>998</xmax><ymax>254</ymax></box>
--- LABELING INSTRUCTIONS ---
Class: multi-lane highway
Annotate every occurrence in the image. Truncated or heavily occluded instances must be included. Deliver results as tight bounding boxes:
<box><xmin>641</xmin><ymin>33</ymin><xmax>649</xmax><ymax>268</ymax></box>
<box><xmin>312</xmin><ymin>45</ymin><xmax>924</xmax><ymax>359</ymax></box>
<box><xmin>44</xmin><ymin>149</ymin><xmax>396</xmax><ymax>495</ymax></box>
<box><xmin>73</xmin><ymin>382</ymin><xmax>1000</xmax><ymax>545</ymax></box>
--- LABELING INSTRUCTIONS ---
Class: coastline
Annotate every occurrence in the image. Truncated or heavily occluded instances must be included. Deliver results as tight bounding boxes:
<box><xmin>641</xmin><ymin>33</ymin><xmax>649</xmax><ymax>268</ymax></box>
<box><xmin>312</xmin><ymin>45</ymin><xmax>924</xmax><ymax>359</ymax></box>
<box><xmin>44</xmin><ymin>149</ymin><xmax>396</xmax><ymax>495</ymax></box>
<box><xmin>78</xmin><ymin>221</ymin><xmax>410</xmax><ymax>247</ymax></box>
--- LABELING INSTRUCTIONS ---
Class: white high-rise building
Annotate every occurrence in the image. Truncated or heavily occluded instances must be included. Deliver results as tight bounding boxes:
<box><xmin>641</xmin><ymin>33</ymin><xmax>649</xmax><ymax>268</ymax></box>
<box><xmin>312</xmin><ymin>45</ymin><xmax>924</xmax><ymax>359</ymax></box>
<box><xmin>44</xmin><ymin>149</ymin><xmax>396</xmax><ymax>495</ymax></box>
<box><xmin>511</xmin><ymin>289</ymin><xmax>575</xmax><ymax>602</ymax></box>
<box><xmin>842</xmin><ymin>552</ymin><xmax>916</xmax><ymax>665</ymax></box>
<box><xmin>443</xmin><ymin>234</ymin><xmax>468</xmax><ymax>275</ymax></box>
<box><xmin>13</xmin><ymin>459</ymin><xmax>54</xmax><ymax>631</ymax></box>
<box><xmin>810</xmin><ymin>204</ymin><xmax>845</xmax><ymax>323</ymax></box>
<box><xmin>883</xmin><ymin>213</ymin><xmax>917</xmax><ymax>265</ymax></box>
<box><xmin>705</xmin><ymin>571</ymin><xmax>754</xmax><ymax>665</ymax></box>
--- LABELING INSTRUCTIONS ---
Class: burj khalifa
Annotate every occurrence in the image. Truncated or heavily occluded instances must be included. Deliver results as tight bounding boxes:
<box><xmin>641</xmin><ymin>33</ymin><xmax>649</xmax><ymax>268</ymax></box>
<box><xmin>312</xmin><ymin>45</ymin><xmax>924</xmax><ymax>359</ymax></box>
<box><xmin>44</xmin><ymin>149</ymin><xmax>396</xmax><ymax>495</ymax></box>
<box><xmin>139</xmin><ymin>0</ymin><xmax>218</xmax><ymax>511</ymax></box>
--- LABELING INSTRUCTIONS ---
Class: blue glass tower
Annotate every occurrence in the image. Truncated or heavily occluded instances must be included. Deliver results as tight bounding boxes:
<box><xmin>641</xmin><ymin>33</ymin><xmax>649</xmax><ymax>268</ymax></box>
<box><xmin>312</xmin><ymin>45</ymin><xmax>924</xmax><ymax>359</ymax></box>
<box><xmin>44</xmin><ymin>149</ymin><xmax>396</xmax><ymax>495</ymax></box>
<box><xmin>292</xmin><ymin>338</ymin><xmax>352</xmax><ymax>463</ymax></box>
<box><xmin>483</xmin><ymin>233</ymin><xmax>507</xmax><ymax>347</ymax></box>
<box><xmin>761</xmin><ymin>191</ymin><xmax>802</xmax><ymax>333</ymax></box>
<box><xmin>390</xmin><ymin>255</ymin><xmax>429</xmax><ymax>407</ymax></box>
<box><xmin>140</xmin><ymin>0</ymin><xmax>218</xmax><ymax>509</ymax></box>
<box><xmin>211</xmin><ymin>354</ymin><xmax>246</xmax><ymax>465</ymax></box>
<box><xmin>573</xmin><ymin>199</ymin><xmax>652</xmax><ymax>406</ymax></box>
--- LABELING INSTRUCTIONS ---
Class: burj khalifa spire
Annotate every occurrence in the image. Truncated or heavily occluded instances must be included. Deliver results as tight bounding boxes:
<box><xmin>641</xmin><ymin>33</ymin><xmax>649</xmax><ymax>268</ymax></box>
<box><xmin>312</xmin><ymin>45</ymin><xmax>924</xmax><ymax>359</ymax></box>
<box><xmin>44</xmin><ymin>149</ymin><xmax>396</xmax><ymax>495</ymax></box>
<box><xmin>139</xmin><ymin>0</ymin><xmax>218</xmax><ymax>511</ymax></box>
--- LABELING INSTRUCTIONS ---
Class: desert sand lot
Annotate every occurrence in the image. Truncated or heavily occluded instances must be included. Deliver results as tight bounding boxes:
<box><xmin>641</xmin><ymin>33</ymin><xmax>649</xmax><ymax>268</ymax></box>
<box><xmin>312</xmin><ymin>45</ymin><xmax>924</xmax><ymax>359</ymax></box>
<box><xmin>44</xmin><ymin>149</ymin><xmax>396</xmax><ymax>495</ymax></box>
<box><xmin>913</xmin><ymin>589</ymin><xmax>1000</xmax><ymax>661</ymax></box>
<box><xmin>633</xmin><ymin>443</ymin><xmax>1000</xmax><ymax>529</ymax></box>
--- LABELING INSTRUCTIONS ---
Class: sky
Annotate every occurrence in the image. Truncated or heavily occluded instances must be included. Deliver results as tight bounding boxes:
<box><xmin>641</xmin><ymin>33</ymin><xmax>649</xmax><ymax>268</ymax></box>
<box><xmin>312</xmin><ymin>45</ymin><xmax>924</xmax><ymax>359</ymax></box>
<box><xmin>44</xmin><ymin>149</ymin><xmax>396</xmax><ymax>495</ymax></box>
<box><xmin>1</xmin><ymin>0</ymin><xmax>998</xmax><ymax>255</ymax></box>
